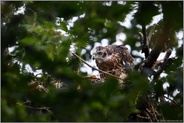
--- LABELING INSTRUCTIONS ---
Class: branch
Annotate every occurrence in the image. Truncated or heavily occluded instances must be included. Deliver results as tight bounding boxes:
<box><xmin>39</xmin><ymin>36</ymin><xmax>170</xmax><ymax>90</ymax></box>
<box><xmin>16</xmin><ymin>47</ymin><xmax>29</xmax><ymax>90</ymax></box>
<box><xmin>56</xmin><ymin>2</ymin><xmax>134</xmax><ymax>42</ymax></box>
<box><xmin>153</xmin><ymin>49</ymin><xmax>172</xmax><ymax>79</ymax></box>
<box><xmin>163</xmin><ymin>95</ymin><xmax>178</xmax><ymax>105</ymax></box>
<box><xmin>21</xmin><ymin>100</ymin><xmax>52</xmax><ymax>113</ymax></box>
<box><xmin>139</xmin><ymin>26</ymin><xmax>168</xmax><ymax>76</ymax></box>
<box><xmin>25</xmin><ymin>105</ymin><xmax>52</xmax><ymax>113</ymax></box>
<box><xmin>70</xmin><ymin>52</ymin><xmax>124</xmax><ymax>81</ymax></box>
<box><xmin>140</xmin><ymin>24</ymin><xmax>150</xmax><ymax>58</ymax></box>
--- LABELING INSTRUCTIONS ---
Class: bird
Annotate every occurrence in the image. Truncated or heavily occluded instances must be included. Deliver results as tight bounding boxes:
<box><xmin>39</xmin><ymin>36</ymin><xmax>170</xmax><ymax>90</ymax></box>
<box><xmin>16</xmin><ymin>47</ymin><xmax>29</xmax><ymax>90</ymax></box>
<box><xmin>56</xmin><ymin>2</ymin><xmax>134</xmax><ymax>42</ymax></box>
<box><xmin>91</xmin><ymin>45</ymin><xmax>134</xmax><ymax>80</ymax></box>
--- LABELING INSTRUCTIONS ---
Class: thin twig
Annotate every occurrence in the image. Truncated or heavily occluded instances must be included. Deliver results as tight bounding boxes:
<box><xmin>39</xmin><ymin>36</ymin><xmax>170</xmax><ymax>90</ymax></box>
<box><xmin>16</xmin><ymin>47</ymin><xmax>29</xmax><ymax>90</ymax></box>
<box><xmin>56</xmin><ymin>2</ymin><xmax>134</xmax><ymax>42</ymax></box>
<box><xmin>137</xmin><ymin>114</ymin><xmax>150</xmax><ymax>120</ymax></box>
<box><xmin>163</xmin><ymin>95</ymin><xmax>177</xmax><ymax>105</ymax></box>
<box><xmin>25</xmin><ymin>105</ymin><xmax>52</xmax><ymax>113</ymax></box>
<box><xmin>70</xmin><ymin>52</ymin><xmax>124</xmax><ymax>81</ymax></box>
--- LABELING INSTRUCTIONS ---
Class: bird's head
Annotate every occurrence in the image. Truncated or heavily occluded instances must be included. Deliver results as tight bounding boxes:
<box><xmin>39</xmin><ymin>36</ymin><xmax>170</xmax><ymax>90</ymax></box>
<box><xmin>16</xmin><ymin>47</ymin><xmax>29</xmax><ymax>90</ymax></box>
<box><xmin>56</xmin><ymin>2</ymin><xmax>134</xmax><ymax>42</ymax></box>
<box><xmin>91</xmin><ymin>46</ymin><xmax>108</xmax><ymax>62</ymax></box>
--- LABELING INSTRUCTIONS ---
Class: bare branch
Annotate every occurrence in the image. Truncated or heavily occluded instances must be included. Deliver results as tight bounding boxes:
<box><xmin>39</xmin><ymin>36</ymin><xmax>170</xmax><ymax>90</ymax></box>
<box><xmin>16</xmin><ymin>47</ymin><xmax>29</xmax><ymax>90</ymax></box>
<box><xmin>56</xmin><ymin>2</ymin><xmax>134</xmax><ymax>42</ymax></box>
<box><xmin>141</xmin><ymin>24</ymin><xmax>150</xmax><ymax>58</ymax></box>
<box><xmin>163</xmin><ymin>95</ymin><xmax>178</xmax><ymax>105</ymax></box>
<box><xmin>25</xmin><ymin>105</ymin><xmax>52</xmax><ymax>113</ymax></box>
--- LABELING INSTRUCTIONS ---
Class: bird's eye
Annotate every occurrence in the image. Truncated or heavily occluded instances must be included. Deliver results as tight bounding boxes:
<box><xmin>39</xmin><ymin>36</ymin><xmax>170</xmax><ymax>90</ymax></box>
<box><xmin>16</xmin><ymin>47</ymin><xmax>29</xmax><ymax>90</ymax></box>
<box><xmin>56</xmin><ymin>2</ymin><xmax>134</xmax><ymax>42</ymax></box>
<box><xmin>97</xmin><ymin>52</ymin><xmax>103</xmax><ymax>55</ymax></box>
<box><xmin>102</xmin><ymin>52</ymin><xmax>107</xmax><ymax>58</ymax></box>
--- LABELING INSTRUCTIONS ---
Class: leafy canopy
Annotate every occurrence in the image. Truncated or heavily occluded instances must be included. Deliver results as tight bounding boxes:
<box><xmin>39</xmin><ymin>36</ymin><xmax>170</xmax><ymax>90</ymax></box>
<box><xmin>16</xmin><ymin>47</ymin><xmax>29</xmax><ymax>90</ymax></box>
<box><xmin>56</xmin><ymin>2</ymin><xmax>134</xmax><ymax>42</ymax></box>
<box><xmin>1</xmin><ymin>1</ymin><xmax>183</xmax><ymax>122</ymax></box>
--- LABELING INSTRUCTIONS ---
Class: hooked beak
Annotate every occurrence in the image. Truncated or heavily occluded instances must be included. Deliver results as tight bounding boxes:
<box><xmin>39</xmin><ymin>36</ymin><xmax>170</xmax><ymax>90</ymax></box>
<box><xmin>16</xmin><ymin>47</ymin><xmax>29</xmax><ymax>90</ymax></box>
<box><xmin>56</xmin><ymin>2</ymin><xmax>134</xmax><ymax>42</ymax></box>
<box><xmin>92</xmin><ymin>55</ymin><xmax>95</xmax><ymax>60</ymax></box>
<box><xmin>91</xmin><ymin>53</ymin><xmax>97</xmax><ymax>60</ymax></box>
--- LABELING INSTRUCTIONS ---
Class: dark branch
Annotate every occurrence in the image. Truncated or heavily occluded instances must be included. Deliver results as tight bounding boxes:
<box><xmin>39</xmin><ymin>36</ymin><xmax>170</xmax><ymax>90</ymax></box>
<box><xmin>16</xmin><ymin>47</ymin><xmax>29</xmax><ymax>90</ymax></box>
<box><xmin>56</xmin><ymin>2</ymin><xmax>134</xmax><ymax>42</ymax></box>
<box><xmin>141</xmin><ymin>24</ymin><xmax>150</xmax><ymax>58</ymax></box>
<box><xmin>153</xmin><ymin>49</ymin><xmax>172</xmax><ymax>79</ymax></box>
<box><xmin>139</xmin><ymin>23</ymin><xmax>170</xmax><ymax>77</ymax></box>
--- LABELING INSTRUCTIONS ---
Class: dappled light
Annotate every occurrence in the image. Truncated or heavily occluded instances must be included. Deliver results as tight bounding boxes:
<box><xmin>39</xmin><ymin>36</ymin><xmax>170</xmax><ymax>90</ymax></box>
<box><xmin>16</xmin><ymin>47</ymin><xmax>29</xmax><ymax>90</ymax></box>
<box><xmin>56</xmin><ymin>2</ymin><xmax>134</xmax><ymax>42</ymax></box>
<box><xmin>1</xmin><ymin>1</ymin><xmax>183</xmax><ymax>122</ymax></box>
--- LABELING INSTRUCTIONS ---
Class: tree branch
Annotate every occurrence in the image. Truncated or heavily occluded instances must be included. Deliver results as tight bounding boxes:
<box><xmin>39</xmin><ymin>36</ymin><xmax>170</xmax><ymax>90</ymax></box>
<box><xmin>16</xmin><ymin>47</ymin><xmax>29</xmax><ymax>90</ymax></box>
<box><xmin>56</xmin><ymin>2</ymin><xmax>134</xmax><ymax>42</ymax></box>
<box><xmin>139</xmin><ymin>26</ymin><xmax>168</xmax><ymax>76</ymax></box>
<box><xmin>141</xmin><ymin>24</ymin><xmax>150</xmax><ymax>58</ymax></box>
<box><xmin>25</xmin><ymin>105</ymin><xmax>52</xmax><ymax>113</ymax></box>
<box><xmin>163</xmin><ymin>95</ymin><xmax>178</xmax><ymax>105</ymax></box>
<box><xmin>153</xmin><ymin>49</ymin><xmax>172</xmax><ymax>79</ymax></box>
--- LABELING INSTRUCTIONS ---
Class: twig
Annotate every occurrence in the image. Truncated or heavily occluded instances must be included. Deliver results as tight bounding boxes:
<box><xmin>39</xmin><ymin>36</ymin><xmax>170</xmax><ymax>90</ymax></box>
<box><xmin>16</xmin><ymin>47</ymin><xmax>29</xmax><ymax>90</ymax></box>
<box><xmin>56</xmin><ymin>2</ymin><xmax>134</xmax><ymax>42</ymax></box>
<box><xmin>25</xmin><ymin>105</ymin><xmax>52</xmax><ymax>113</ymax></box>
<box><xmin>147</xmin><ymin>25</ymin><xmax>155</xmax><ymax>44</ymax></box>
<box><xmin>144</xmin><ymin>111</ymin><xmax>152</xmax><ymax>121</ymax></box>
<box><xmin>137</xmin><ymin>114</ymin><xmax>150</xmax><ymax>120</ymax></box>
<box><xmin>70</xmin><ymin>52</ymin><xmax>124</xmax><ymax>81</ymax></box>
<box><xmin>163</xmin><ymin>95</ymin><xmax>178</xmax><ymax>105</ymax></box>
<box><xmin>21</xmin><ymin>100</ymin><xmax>52</xmax><ymax>113</ymax></box>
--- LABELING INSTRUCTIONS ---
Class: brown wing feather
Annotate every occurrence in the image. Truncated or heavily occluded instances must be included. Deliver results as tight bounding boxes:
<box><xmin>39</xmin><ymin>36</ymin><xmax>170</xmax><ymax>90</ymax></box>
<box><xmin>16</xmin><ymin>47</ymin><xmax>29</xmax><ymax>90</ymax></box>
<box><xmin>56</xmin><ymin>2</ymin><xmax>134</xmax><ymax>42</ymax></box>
<box><xmin>105</xmin><ymin>45</ymin><xmax>134</xmax><ymax>70</ymax></box>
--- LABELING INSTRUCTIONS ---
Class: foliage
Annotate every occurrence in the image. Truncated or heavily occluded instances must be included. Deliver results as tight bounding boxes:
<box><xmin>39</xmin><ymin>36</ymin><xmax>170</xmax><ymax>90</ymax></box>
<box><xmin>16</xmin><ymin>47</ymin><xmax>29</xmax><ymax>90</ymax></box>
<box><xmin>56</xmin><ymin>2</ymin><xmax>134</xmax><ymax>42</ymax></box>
<box><xmin>1</xmin><ymin>1</ymin><xmax>183</xmax><ymax>122</ymax></box>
